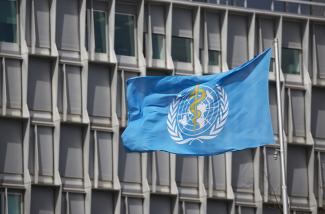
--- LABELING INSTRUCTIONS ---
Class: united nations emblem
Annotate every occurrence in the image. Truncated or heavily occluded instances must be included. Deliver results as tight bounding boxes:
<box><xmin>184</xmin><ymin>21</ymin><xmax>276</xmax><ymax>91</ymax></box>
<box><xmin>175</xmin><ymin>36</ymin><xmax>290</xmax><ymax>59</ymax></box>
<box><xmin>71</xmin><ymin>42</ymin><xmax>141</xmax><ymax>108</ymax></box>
<box><xmin>167</xmin><ymin>84</ymin><xmax>229</xmax><ymax>145</ymax></box>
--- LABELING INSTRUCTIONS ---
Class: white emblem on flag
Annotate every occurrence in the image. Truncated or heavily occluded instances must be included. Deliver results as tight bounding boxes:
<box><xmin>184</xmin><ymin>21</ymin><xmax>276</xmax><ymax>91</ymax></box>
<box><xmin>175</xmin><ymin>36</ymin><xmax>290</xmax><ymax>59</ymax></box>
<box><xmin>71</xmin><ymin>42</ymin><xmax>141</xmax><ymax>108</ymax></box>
<box><xmin>167</xmin><ymin>84</ymin><xmax>229</xmax><ymax>145</ymax></box>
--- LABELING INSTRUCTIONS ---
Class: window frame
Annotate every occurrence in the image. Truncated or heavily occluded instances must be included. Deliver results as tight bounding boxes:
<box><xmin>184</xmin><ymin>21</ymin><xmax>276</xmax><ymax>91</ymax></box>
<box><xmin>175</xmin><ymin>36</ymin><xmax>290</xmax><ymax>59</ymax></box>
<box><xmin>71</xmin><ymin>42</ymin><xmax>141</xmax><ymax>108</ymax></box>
<box><xmin>27</xmin><ymin>57</ymin><xmax>54</xmax><ymax>117</ymax></box>
<box><xmin>281</xmin><ymin>47</ymin><xmax>302</xmax><ymax>75</ymax></box>
<box><xmin>0</xmin><ymin>0</ymin><xmax>20</xmax><ymax>52</ymax></box>
<box><xmin>93</xmin><ymin>9</ymin><xmax>108</xmax><ymax>54</ymax></box>
<box><xmin>152</xmin><ymin>33</ymin><xmax>166</xmax><ymax>61</ymax></box>
<box><xmin>29</xmin><ymin>124</ymin><xmax>55</xmax><ymax>181</ymax></box>
<box><xmin>115</xmin><ymin>12</ymin><xmax>137</xmax><ymax>66</ymax></box>
<box><xmin>171</xmin><ymin>35</ymin><xmax>193</xmax><ymax>72</ymax></box>
<box><xmin>0</xmin><ymin>189</ymin><xmax>23</xmax><ymax>214</ymax></box>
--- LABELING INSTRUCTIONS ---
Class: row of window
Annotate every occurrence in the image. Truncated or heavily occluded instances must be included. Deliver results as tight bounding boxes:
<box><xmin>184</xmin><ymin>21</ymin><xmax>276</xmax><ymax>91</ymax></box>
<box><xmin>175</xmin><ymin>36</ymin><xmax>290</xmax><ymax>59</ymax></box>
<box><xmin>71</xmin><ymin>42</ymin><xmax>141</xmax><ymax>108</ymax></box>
<box><xmin>0</xmin><ymin>118</ymin><xmax>317</xmax><ymax>198</ymax></box>
<box><xmin>0</xmin><ymin>188</ymin><xmax>316</xmax><ymax>214</ymax></box>
<box><xmin>0</xmin><ymin>56</ymin><xmax>311</xmax><ymax>139</ymax></box>
<box><xmin>1</xmin><ymin>0</ymin><xmax>322</xmax><ymax>75</ymax></box>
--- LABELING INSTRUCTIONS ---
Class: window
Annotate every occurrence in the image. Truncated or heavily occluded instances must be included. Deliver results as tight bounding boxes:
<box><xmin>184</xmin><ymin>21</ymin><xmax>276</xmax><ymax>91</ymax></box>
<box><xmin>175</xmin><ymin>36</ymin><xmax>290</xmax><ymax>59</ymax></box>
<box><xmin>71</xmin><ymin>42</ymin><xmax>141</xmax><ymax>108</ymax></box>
<box><xmin>87</xmin><ymin>64</ymin><xmax>111</xmax><ymax>119</ymax></box>
<box><xmin>281</xmin><ymin>48</ymin><xmax>301</xmax><ymax>74</ymax></box>
<box><xmin>208</xmin><ymin>50</ymin><xmax>220</xmax><ymax>66</ymax></box>
<box><xmin>0</xmin><ymin>190</ymin><xmax>22</xmax><ymax>214</ymax></box>
<box><xmin>147</xmin><ymin>152</ymin><xmax>170</xmax><ymax>186</ymax></box>
<box><xmin>8</xmin><ymin>194</ymin><xmax>20</xmax><ymax>214</ymax></box>
<box><xmin>8</xmin><ymin>193</ymin><xmax>21</xmax><ymax>214</ymax></box>
<box><xmin>290</xmin><ymin>90</ymin><xmax>306</xmax><ymax>137</ymax></box>
<box><xmin>206</xmin><ymin>12</ymin><xmax>221</xmax><ymax>67</ymax></box>
<box><xmin>56</xmin><ymin>0</ymin><xmax>80</xmax><ymax>51</ymax></box>
<box><xmin>118</xmin><ymin>139</ymin><xmax>141</xmax><ymax>183</ymax></box>
<box><xmin>269</xmin><ymin>83</ymin><xmax>279</xmax><ymax>134</ymax></box>
<box><xmin>232</xmin><ymin>150</ymin><xmax>254</xmax><ymax>192</ymax></box>
<box><xmin>89</xmin><ymin>131</ymin><xmax>113</xmax><ymax>182</ymax></box>
<box><xmin>31</xmin><ymin>187</ymin><xmax>55</xmax><ymax>214</ymax></box>
<box><xmin>172</xmin><ymin>37</ymin><xmax>192</xmax><ymax>63</ymax></box>
<box><xmin>311</xmin><ymin>87</ymin><xmax>325</xmax><ymax>142</ymax></box>
<box><xmin>228</xmin><ymin>15</ymin><xmax>248</xmax><ymax>68</ymax></box>
<box><xmin>62</xmin><ymin>193</ymin><xmax>85</xmax><ymax>214</ymax></box>
<box><xmin>259</xmin><ymin>18</ymin><xmax>275</xmax><ymax>72</ymax></box>
<box><xmin>29</xmin><ymin>126</ymin><xmax>54</xmax><ymax>177</ymax></box>
<box><xmin>265</xmin><ymin>148</ymin><xmax>281</xmax><ymax>196</ymax></box>
<box><xmin>59</xmin><ymin>125</ymin><xmax>83</xmax><ymax>179</ymax></box>
<box><xmin>287</xmin><ymin>146</ymin><xmax>308</xmax><ymax>199</ymax></box>
<box><xmin>35</xmin><ymin>0</ymin><xmax>50</xmax><ymax>48</ymax></box>
<box><xmin>207</xmin><ymin>200</ymin><xmax>229</xmax><ymax>214</ymax></box>
<box><xmin>121</xmin><ymin>197</ymin><xmax>143</xmax><ymax>214</ymax></box>
<box><xmin>91</xmin><ymin>191</ymin><xmax>114</xmax><ymax>214</ymax></box>
<box><xmin>0</xmin><ymin>119</ymin><xmax>23</xmax><ymax>175</ymax></box>
<box><xmin>94</xmin><ymin>11</ymin><xmax>107</xmax><ymax>53</ymax></box>
<box><xmin>115</xmin><ymin>14</ymin><xmax>135</xmax><ymax>56</ymax></box>
<box><xmin>152</xmin><ymin>34</ymin><xmax>165</xmax><ymax>60</ymax></box>
<box><xmin>263</xmin><ymin>206</ymin><xmax>282</xmax><ymax>214</ymax></box>
<box><xmin>204</xmin><ymin>154</ymin><xmax>226</xmax><ymax>191</ymax></box>
<box><xmin>172</xmin><ymin>8</ymin><xmax>193</xmax><ymax>64</ymax></box>
<box><xmin>27</xmin><ymin>57</ymin><xmax>52</xmax><ymax>112</ymax></box>
<box><xmin>67</xmin><ymin>66</ymin><xmax>82</xmax><ymax>115</ymax></box>
<box><xmin>150</xmin><ymin>5</ymin><xmax>166</xmax><ymax>61</ymax></box>
<box><xmin>0</xmin><ymin>0</ymin><xmax>17</xmax><ymax>43</ymax></box>
<box><xmin>116</xmin><ymin>71</ymin><xmax>138</xmax><ymax>120</ymax></box>
<box><xmin>150</xmin><ymin>195</ymin><xmax>172</xmax><ymax>214</ymax></box>
<box><xmin>179</xmin><ymin>202</ymin><xmax>200</xmax><ymax>214</ymax></box>
<box><xmin>57</xmin><ymin>65</ymin><xmax>82</xmax><ymax>115</ymax></box>
<box><xmin>0</xmin><ymin>58</ymin><xmax>22</xmax><ymax>109</ymax></box>
<box><xmin>237</xmin><ymin>206</ymin><xmax>256</xmax><ymax>214</ymax></box>
<box><xmin>282</xmin><ymin>21</ymin><xmax>302</xmax><ymax>75</ymax></box>
<box><xmin>315</xmin><ymin>24</ymin><xmax>325</xmax><ymax>78</ymax></box>
<box><xmin>176</xmin><ymin>157</ymin><xmax>198</xmax><ymax>187</ymax></box>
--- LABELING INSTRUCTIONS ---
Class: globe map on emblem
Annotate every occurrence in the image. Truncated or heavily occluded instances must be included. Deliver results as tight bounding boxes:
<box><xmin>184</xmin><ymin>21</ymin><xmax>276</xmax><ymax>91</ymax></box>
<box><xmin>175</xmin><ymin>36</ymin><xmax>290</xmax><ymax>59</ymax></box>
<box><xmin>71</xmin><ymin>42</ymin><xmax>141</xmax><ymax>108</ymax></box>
<box><xmin>176</xmin><ymin>85</ymin><xmax>221</xmax><ymax>137</ymax></box>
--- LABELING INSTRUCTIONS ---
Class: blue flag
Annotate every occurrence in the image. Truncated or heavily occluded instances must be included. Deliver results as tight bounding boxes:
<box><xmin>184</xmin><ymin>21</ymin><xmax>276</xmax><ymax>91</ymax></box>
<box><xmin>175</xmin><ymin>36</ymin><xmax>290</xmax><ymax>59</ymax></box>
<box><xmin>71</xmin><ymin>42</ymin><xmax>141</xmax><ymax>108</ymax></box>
<box><xmin>121</xmin><ymin>49</ymin><xmax>274</xmax><ymax>156</ymax></box>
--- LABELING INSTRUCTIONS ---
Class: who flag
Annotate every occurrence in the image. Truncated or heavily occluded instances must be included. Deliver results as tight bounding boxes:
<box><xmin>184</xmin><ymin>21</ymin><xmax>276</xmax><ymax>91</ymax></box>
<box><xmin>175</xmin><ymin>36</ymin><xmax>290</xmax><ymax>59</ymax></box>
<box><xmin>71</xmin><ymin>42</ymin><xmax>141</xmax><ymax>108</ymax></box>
<box><xmin>122</xmin><ymin>49</ymin><xmax>274</xmax><ymax>156</ymax></box>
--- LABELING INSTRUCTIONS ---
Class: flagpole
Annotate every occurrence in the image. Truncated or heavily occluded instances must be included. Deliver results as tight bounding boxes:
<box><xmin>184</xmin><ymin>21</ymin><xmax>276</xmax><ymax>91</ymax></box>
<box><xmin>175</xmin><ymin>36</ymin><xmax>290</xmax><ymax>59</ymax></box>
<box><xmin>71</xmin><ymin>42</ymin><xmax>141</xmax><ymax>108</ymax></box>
<box><xmin>274</xmin><ymin>39</ymin><xmax>289</xmax><ymax>214</ymax></box>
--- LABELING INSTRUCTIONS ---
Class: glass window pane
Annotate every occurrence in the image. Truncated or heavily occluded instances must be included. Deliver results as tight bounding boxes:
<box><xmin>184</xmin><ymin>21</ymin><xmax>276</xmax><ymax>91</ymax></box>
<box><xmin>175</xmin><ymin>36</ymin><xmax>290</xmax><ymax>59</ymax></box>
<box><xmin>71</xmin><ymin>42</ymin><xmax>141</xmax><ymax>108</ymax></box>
<box><xmin>281</xmin><ymin>48</ymin><xmax>301</xmax><ymax>74</ymax></box>
<box><xmin>31</xmin><ymin>187</ymin><xmax>55</xmax><ymax>214</ymax></box>
<box><xmin>8</xmin><ymin>193</ymin><xmax>21</xmax><ymax>214</ymax></box>
<box><xmin>269</xmin><ymin>58</ymin><xmax>274</xmax><ymax>72</ymax></box>
<box><xmin>59</xmin><ymin>125</ymin><xmax>83</xmax><ymax>178</ymax></box>
<box><xmin>94</xmin><ymin>11</ymin><xmax>107</xmax><ymax>53</ymax></box>
<box><xmin>227</xmin><ymin>15</ymin><xmax>248</xmax><ymax>68</ymax></box>
<box><xmin>0</xmin><ymin>0</ymin><xmax>17</xmax><ymax>43</ymax></box>
<box><xmin>91</xmin><ymin>191</ymin><xmax>114</xmax><ymax>214</ymax></box>
<box><xmin>66</xmin><ymin>66</ymin><xmax>82</xmax><ymax>115</ymax></box>
<box><xmin>176</xmin><ymin>157</ymin><xmax>198</xmax><ymax>187</ymax></box>
<box><xmin>56</xmin><ymin>0</ymin><xmax>80</xmax><ymax>51</ymax></box>
<box><xmin>6</xmin><ymin>59</ymin><xmax>22</xmax><ymax>109</ymax></box>
<box><xmin>172</xmin><ymin>36</ymin><xmax>192</xmax><ymax>63</ymax></box>
<box><xmin>35</xmin><ymin>0</ymin><xmax>50</xmax><ymax>48</ymax></box>
<box><xmin>0</xmin><ymin>119</ymin><xmax>23</xmax><ymax>174</ymax></box>
<box><xmin>27</xmin><ymin>57</ymin><xmax>52</xmax><ymax>112</ymax></box>
<box><xmin>115</xmin><ymin>14</ymin><xmax>135</xmax><ymax>56</ymax></box>
<box><xmin>87</xmin><ymin>64</ymin><xmax>111</xmax><ymax>118</ymax></box>
<box><xmin>150</xmin><ymin>195</ymin><xmax>172</xmax><ymax>214</ymax></box>
<box><xmin>232</xmin><ymin>150</ymin><xmax>254</xmax><ymax>191</ymax></box>
<box><xmin>152</xmin><ymin>34</ymin><xmax>165</xmax><ymax>60</ymax></box>
<box><xmin>208</xmin><ymin>50</ymin><xmax>220</xmax><ymax>66</ymax></box>
<box><xmin>69</xmin><ymin>193</ymin><xmax>85</xmax><ymax>214</ymax></box>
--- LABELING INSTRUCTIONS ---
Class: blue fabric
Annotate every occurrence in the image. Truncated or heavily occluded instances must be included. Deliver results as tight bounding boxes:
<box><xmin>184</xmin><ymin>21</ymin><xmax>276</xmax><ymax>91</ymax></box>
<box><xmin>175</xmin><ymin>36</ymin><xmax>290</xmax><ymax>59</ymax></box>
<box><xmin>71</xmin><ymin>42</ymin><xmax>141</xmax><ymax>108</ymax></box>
<box><xmin>122</xmin><ymin>49</ymin><xmax>274</xmax><ymax>156</ymax></box>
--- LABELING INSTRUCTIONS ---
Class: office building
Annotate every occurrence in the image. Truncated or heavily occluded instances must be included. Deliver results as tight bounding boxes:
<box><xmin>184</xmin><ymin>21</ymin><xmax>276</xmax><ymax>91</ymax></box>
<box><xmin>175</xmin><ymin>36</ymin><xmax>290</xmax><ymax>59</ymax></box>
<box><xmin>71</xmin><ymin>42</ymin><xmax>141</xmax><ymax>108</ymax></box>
<box><xmin>0</xmin><ymin>0</ymin><xmax>324</xmax><ymax>213</ymax></box>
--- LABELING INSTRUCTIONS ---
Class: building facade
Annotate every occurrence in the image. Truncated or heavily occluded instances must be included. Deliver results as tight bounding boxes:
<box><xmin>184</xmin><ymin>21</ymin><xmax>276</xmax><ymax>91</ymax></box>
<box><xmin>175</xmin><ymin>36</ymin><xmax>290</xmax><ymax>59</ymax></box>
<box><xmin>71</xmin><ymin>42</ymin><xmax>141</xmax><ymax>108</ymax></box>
<box><xmin>0</xmin><ymin>0</ymin><xmax>324</xmax><ymax>213</ymax></box>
